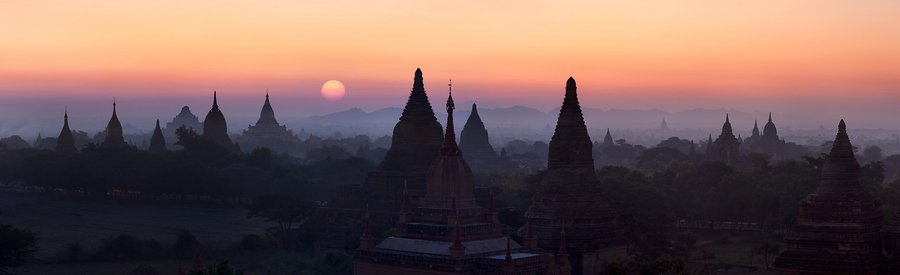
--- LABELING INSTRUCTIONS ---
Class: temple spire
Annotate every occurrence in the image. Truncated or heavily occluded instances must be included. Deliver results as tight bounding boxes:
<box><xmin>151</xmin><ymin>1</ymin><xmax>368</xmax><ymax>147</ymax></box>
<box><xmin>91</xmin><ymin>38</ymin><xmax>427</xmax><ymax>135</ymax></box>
<box><xmin>190</xmin><ymin>241</ymin><xmax>204</xmax><ymax>271</ymax></box>
<box><xmin>212</xmin><ymin>91</ymin><xmax>218</xmax><ymax>109</ymax></box>
<box><xmin>360</xmin><ymin>204</ymin><xmax>374</xmax><ymax>249</ymax></box>
<box><xmin>505</xmin><ymin>232</ymin><xmax>512</xmax><ymax>262</ymax></box>
<box><xmin>440</xmin><ymin>87</ymin><xmax>460</xmax><ymax>156</ymax></box>
<box><xmin>768</xmin><ymin>112</ymin><xmax>772</xmax><ymax>123</ymax></box>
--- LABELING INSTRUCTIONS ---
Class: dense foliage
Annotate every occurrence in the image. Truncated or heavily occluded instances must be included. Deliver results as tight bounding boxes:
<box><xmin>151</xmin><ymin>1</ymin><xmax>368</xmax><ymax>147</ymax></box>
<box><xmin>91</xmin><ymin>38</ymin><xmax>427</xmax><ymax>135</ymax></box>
<box><xmin>0</xmin><ymin>224</ymin><xmax>38</xmax><ymax>274</ymax></box>
<box><xmin>0</xmin><ymin>127</ymin><xmax>375</xmax><ymax>203</ymax></box>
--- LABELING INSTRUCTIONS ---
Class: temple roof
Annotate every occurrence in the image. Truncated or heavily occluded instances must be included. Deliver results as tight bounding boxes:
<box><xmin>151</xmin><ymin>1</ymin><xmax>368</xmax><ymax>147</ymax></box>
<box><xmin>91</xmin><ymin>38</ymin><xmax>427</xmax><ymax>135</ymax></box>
<box><xmin>149</xmin><ymin>119</ymin><xmax>167</xmax><ymax>151</ymax></box>
<box><xmin>55</xmin><ymin>108</ymin><xmax>78</xmax><ymax>154</ymax></box>
<box><xmin>255</xmin><ymin>93</ymin><xmax>279</xmax><ymax>126</ymax></box>
<box><xmin>547</xmin><ymin>77</ymin><xmax>593</xmax><ymax>170</ymax></box>
<box><xmin>101</xmin><ymin>101</ymin><xmax>128</xmax><ymax>147</ymax></box>
<box><xmin>763</xmin><ymin>112</ymin><xmax>777</xmax><ymax>138</ymax></box>
<box><xmin>459</xmin><ymin>103</ymin><xmax>492</xmax><ymax>150</ymax></box>
<box><xmin>202</xmin><ymin>92</ymin><xmax>238</xmax><ymax>152</ymax></box>
<box><xmin>375</xmin><ymin>68</ymin><xmax>444</xmax><ymax>173</ymax></box>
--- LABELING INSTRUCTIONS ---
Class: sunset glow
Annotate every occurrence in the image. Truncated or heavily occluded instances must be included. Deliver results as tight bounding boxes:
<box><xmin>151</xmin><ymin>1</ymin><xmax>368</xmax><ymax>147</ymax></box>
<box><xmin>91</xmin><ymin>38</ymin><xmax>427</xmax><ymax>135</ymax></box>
<box><xmin>321</xmin><ymin>80</ymin><xmax>345</xmax><ymax>101</ymax></box>
<box><xmin>0</xmin><ymin>1</ymin><xmax>898</xmax><ymax>120</ymax></box>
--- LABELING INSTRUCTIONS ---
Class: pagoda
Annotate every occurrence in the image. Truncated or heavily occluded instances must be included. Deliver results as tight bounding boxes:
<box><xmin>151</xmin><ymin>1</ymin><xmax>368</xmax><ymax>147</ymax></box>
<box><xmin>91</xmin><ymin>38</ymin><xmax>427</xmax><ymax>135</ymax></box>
<box><xmin>55</xmin><ymin>108</ymin><xmax>78</xmax><ymax>155</ymax></box>
<box><xmin>164</xmin><ymin>106</ymin><xmax>203</xmax><ymax>139</ymax></box>
<box><xmin>458</xmin><ymin>102</ymin><xmax>518</xmax><ymax>172</ymax></box>
<box><xmin>354</xmin><ymin>91</ymin><xmax>570</xmax><ymax>275</ymax></box>
<box><xmin>742</xmin><ymin>113</ymin><xmax>787</xmax><ymax>160</ymax></box>
<box><xmin>774</xmin><ymin>120</ymin><xmax>883</xmax><ymax>275</ymax></box>
<box><xmin>148</xmin><ymin>119</ymin><xmax>167</xmax><ymax>151</ymax></box>
<box><xmin>101</xmin><ymin>101</ymin><xmax>128</xmax><ymax>148</ymax></box>
<box><xmin>202</xmin><ymin>92</ymin><xmax>240</xmax><ymax>154</ymax></box>
<box><xmin>705</xmin><ymin>114</ymin><xmax>741</xmax><ymax>163</ymax></box>
<box><xmin>235</xmin><ymin>93</ymin><xmax>300</xmax><ymax>146</ymax></box>
<box><xmin>313</xmin><ymin>68</ymin><xmax>449</xmax><ymax>250</ymax></box>
<box><xmin>527</xmin><ymin>77</ymin><xmax>627</xmax><ymax>274</ymax></box>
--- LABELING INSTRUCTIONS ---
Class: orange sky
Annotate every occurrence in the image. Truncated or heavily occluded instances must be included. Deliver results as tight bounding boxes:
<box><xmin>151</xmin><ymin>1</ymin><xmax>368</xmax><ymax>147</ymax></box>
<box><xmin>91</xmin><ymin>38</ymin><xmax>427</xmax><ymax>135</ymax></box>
<box><xmin>1</xmin><ymin>1</ymin><xmax>899</xmax><ymax>119</ymax></box>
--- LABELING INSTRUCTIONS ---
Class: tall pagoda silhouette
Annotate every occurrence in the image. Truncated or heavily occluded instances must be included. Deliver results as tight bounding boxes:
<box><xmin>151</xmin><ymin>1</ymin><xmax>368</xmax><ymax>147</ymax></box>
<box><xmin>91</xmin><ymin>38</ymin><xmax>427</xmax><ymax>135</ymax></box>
<box><xmin>527</xmin><ymin>77</ymin><xmax>627</xmax><ymax>274</ymax></box>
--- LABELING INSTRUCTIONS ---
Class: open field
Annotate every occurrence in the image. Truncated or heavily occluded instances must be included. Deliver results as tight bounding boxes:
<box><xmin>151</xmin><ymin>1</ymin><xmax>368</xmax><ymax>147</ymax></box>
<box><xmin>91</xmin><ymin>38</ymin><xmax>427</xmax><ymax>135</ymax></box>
<box><xmin>685</xmin><ymin>231</ymin><xmax>784</xmax><ymax>274</ymax></box>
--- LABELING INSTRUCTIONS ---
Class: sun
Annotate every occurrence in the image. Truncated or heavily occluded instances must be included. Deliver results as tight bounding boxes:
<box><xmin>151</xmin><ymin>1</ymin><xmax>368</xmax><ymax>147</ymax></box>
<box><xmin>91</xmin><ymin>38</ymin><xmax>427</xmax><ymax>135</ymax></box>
<box><xmin>321</xmin><ymin>80</ymin><xmax>345</xmax><ymax>101</ymax></box>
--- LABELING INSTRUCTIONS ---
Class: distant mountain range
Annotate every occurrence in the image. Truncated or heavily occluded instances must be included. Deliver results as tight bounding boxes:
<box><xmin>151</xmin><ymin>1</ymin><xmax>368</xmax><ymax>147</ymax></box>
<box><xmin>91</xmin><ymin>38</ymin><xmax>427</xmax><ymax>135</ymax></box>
<box><xmin>294</xmin><ymin>105</ymin><xmax>822</xmax><ymax>131</ymax></box>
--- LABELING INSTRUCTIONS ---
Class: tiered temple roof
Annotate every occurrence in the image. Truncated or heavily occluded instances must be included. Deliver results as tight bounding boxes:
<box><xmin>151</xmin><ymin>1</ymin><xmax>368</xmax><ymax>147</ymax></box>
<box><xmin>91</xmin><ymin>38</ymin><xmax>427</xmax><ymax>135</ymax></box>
<box><xmin>774</xmin><ymin>120</ymin><xmax>883</xmax><ymax>275</ymax></box>
<box><xmin>55</xmin><ymin>109</ymin><xmax>78</xmax><ymax>155</ymax></box>
<box><xmin>101</xmin><ymin>101</ymin><xmax>128</xmax><ymax>148</ymax></box>
<box><xmin>164</xmin><ymin>106</ymin><xmax>203</xmax><ymax>139</ymax></box>
<box><xmin>236</xmin><ymin>93</ymin><xmax>300</xmax><ymax>145</ymax></box>
<box><xmin>706</xmin><ymin>114</ymin><xmax>741</xmax><ymax>163</ymax></box>
<box><xmin>148</xmin><ymin>119</ymin><xmax>167</xmax><ymax>152</ymax></box>
<box><xmin>458</xmin><ymin>103</ymin><xmax>518</xmax><ymax>172</ymax></box>
<box><xmin>313</xmin><ymin>69</ymin><xmax>456</xmax><ymax>251</ymax></box>
<box><xmin>743</xmin><ymin>113</ymin><xmax>787</xmax><ymax>160</ymax></box>
<box><xmin>202</xmin><ymin>92</ymin><xmax>240</xmax><ymax>154</ymax></box>
<box><xmin>527</xmin><ymin>77</ymin><xmax>627</xmax><ymax>274</ymax></box>
<box><xmin>354</xmin><ymin>92</ymin><xmax>569</xmax><ymax>275</ymax></box>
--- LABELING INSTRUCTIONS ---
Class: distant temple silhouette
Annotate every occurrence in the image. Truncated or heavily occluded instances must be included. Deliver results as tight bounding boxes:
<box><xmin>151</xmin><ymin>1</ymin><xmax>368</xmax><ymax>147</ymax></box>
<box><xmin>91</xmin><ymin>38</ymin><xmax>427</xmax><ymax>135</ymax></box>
<box><xmin>705</xmin><ymin>114</ymin><xmax>740</xmax><ymax>163</ymax></box>
<box><xmin>353</xmin><ymin>88</ymin><xmax>570</xmax><ymax>275</ymax></box>
<box><xmin>202</xmin><ymin>92</ymin><xmax>240</xmax><ymax>154</ymax></box>
<box><xmin>101</xmin><ymin>101</ymin><xmax>128</xmax><ymax>148</ymax></box>
<box><xmin>235</xmin><ymin>93</ymin><xmax>301</xmax><ymax>147</ymax></box>
<box><xmin>148</xmin><ymin>119</ymin><xmax>166</xmax><ymax>152</ymax></box>
<box><xmin>54</xmin><ymin>108</ymin><xmax>78</xmax><ymax>155</ymax></box>
<box><xmin>527</xmin><ymin>77</ymin><xmax>627</xmax><ymax>274</ymax></box>
<box><xmin>458</xmin><ymin>103</ymin><xmax>518</xmax><ymax>172</ymax></box>
<box><xmin>742</xmin><ymin>113</ymin><xmax>787</xmax><ymax>160</ymax></box>
<box><xmin>164</xmin><ymin>106</ymin><xmax>203</xmax><ymax>140</ymax></box>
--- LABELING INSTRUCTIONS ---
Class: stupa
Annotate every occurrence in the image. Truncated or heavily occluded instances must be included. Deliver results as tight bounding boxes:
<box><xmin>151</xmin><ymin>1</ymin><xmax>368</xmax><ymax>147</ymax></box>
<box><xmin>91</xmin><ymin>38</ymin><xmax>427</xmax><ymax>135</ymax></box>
<box><xmin>148</xmin><ymin>119</ymin><xmax>167</xmax><ymax>151</ymax></box>
<box><xmin>202</xmin><ymin>92</ymin><xmax>240</xmax><ymax>154</ymax></box>
<box><xmin>101</xmin><ymin>101</ymin><xmax>128</xmax><ymax>148</ymax></box>
<box><xmin>527</xmin><ymin>77</ymin><xmax>627</xmax><ymax>274</ymax></box>
<box><xmin>774</xmin><ymin>120</ymin><xmax>883</xmax><ymax>275</ymax></box>
<box><xmin>705</xmin><ymin>114</ymin><xmax>741</xmax><ymax>163</ymax></box>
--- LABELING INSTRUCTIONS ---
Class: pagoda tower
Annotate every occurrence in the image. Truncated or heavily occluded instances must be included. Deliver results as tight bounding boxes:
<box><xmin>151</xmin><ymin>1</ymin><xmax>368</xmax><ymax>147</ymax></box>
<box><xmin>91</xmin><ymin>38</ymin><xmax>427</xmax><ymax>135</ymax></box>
<box><xmin>458</xmin><ymin>102</ymin><xmax>518</xmax><ymax>172</ymax></box>
<box><xmin>148</xmin><ymin>119</ymin><xmax>167</xmax><ymax>152</ymax></box>
<box><xmin>236</xmin><ymin>93</ymin><xmax>300</xmax><ymax>146</ymax></box>
<box><xmin>164</xmin><ymin>106</ymin><xmax>203</xmax><ymax>139</ymax></box>
<box><xmin>774</xmin><ymin>120</ymin><xmax>883</xmax><ymax>275</ymax></box>
<box><xmin>705</xmin><ymin>114</ymin><xmax>741</xmax><ymax>163</ymax></box>
<box><xmin>314</xmin><ymin>68</ymin><xmax>449</xmax><ymax>250</ymax></box>
<box><xmin>202</xmin><ymin>92</ymin><xmax>240</xmax><ymax>154</ymax></box>
<box><xmin>354</xmin><ymin>91</ymin><xmax>570</xmax><ymax>275</ymax></box>
<box><xmin>458</xmin><ymin>103</ymin><xmax>496</xmax><ymax>159</ymax></box>
<box><xmin>528</xmin><ymin>77</ymin><xmax>627</xmax><ymax>274</ymax></box>
<box><xmin>54</xmin><ymin>108</ymin><xmax>78</xmax><ymax>155</ymax></box>
<box><xmin>743</xmin><ymin>113</ymin><xmax>788</xmax><ymax>160</ymax></box>
<box><xmin>101</xmin><ymin>101</ymin><xmax>128</xmax><ymax>148</ymax></box>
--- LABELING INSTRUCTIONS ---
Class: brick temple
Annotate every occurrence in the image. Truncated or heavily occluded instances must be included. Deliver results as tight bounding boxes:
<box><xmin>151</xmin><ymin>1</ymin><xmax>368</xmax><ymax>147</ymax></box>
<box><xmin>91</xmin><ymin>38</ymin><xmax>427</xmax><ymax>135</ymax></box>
<box><xmin>527</xmin><ymin>77</ymin><xmax>627</xmax><ymax>274</ymax></box>
<box><xmin>774</xmin><ymin>120</ymin><xmax>884</xmax><ymax>274</ymax></box>
<box><xmin>353</xmin><ymin>91</ymin><xmax>570</xmax><ymax>275</ymax></box>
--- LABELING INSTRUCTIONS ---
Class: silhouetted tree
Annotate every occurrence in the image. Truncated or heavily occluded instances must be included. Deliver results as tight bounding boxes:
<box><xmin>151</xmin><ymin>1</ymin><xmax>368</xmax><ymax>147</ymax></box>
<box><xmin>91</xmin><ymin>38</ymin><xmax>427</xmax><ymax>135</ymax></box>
<box><xmin>246</xmin><ymin>194</ymin><xmax>315</xmax><ymax>231</ymax></box>
<box><xmin>0</xmin><ymin>224</ymin><xmax>38</xmax><ymax>274</ymax></box>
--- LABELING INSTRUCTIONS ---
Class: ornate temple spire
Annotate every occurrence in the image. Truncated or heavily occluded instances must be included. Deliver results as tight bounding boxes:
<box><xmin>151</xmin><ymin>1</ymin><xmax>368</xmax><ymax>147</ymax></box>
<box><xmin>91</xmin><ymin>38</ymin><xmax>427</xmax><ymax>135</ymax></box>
<box><xmin>523</xmin><ymin>215</ymin><xmax>537</xmax><ymax>249</ymax></box>
<box><xmin>55</xmin><ymin>107</ymin><xmax>78</xmax><ymax>155</ymax></box>
<box><xmin>505</xmin><ymin>233</ymin><xmax>512</xmax><ymax>262</ymax></box>
<box><xmin>821</xmin><ymin>120</ymin><xmax>861</xmax><ymax>186</ymax></box>
<box><xmin>255</xmin><ymin>92</ymin><xmax>279</xmax><ymax>126</ymax></box>
<box><xmin>190</xmin><ymin>242</ymin><xmax>204</xmax><ymax>271</ymax></box>
<box><xmin>360</xmin><ymin>205</ymin><xmax>374</xmax><ymax>249</ymax></box>
<box><xmin>763</xmin><ymin>112</ymin><xmax>778</xmax><ymax>138</ymax></box>
<box><xmin>149</xmin><ymin>119</ymin><xmax>167</xmax><ymax>151</ymax></box>
<box><xmin>721</xmin><ymin>114</ymin><xmax>734</xmax><ymax>138</ymax></box>
<box><xmin>102</xmin><ymin>100</ymin><xmax>127</xmax><ymax>147</ymax></box>
<box><xmin>440</xmin><ymin>84</ymin><xmax>460</xmax><ymax>156</ymax></box>
<box><xmin>547</xmin><ymin>77</ymin><xmax>593</xmax><ymax>170</ymax></box>
<box><xmin>752</xmin><ymin>120</ymin><xmax>760</xmax><ymax>137</ymax></box>
<box><xmin>603</xmin><ymin>128</ymin><xmax>614</xmax><ymax>146</ymax></box>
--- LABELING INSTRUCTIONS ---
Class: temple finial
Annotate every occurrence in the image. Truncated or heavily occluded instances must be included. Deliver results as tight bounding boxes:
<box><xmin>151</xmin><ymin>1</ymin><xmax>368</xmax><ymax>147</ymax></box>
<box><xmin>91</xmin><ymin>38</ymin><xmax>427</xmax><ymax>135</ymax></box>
<box><xmin>213</xmin><ymin>91</ymin><xmax>218</xmax><ymax>108</ymax></box>
<box><xmin>768</xmin><ymin>112</ymin><xmax>772</xmax><ymax>123</ymax></box>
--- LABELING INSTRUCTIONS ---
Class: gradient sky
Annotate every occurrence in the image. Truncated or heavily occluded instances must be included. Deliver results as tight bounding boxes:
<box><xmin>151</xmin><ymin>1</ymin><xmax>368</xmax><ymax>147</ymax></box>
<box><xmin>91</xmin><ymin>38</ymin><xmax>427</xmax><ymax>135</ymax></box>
<box><xmin>1</xmin><ymin>1</ymin><xmax>899</xmax><ymax>127</ymax></box>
